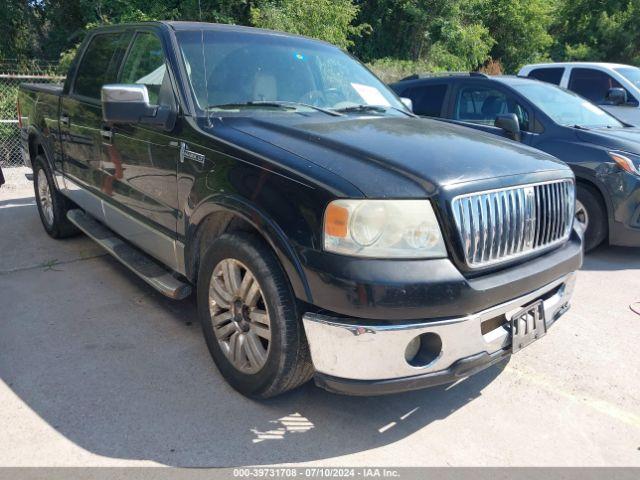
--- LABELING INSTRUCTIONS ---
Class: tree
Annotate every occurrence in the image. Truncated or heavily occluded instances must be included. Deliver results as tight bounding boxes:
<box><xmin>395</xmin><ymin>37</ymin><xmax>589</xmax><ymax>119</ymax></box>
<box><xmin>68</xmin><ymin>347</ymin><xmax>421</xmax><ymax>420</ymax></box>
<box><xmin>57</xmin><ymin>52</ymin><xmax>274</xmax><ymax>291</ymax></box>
<box><xmin>554</xmin><ymin>0</ymin><xmax>640</xmax><ymax>65</ymax></box>
<box><xmin>353</xmin><ymin>1</ymin><xmax>493</xmax><ymax>71</ymax></box>
<box><xmin>250</xmin><ymin>0</ymin><xmax>368</xmax><ymax>49</ymax></box>
<box><xmin>40</xmin><ymin>0</ymin><xmax>257</xmax><ymax>65</ymax></box>
<box><xmin>0</xmin><ymin>0</ymin><xmax>44</xmax><ymax>61</ymax></box>
<box><xmin>471</xmin><ymin>0</ymin><xmax>554</xmax><ymax>72</ymax></box>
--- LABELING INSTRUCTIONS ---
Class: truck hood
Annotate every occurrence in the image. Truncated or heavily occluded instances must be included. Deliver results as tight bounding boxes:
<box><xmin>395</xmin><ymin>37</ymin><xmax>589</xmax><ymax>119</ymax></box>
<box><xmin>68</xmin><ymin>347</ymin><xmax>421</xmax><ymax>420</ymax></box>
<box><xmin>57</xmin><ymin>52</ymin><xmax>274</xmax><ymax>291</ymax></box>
<box><xmin>218</xmin><ymin>115</ymin><xmax>569</xmax><ymax>197</ymax></box>
<box><xmin>575</xmin><ymin>126</ymin><xmax>640</xmax><ymax>155</ymax></box>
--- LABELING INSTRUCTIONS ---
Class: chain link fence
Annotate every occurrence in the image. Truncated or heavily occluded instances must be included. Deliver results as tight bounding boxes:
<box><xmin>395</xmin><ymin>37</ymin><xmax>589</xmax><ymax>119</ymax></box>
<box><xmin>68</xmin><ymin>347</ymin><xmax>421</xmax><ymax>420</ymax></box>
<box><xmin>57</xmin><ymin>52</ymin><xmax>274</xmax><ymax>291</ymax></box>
<box><xmin>1</xmin><ymin>60</ymin><xmax>64</xmax><ymax>168</ymax></box>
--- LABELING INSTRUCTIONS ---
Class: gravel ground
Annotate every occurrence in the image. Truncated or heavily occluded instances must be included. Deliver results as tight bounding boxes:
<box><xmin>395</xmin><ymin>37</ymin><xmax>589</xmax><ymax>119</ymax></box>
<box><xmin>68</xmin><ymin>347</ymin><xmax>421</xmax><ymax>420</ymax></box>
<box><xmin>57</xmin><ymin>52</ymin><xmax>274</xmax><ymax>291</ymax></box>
<box><xmin>0</xmin><ymin>168</ymin><xmax>638</xmax><ymax>467</ymax></box>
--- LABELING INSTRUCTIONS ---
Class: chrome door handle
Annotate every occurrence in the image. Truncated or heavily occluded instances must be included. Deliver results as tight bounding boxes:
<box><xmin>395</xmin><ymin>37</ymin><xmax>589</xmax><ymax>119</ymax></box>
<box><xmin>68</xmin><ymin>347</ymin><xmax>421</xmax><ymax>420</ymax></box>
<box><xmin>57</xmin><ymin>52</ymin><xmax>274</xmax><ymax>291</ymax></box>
<box><xmin>60</xmin><ymin>114</ymin><xmax>70</xmax><ymax>127</ymax></box>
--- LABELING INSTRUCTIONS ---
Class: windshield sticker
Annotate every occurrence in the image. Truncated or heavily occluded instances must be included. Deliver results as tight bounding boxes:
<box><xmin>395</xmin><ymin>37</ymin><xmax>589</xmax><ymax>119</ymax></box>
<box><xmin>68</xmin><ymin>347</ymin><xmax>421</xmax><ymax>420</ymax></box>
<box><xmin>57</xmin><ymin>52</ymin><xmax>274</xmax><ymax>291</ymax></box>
<box><xmin>351</xmin><ymin>83</ymin><xmax>391</xmax><ymax>107</ymax></box>
<box><xmin>582</xmin><ymin>101</ymin><xmax>606</xmax><ymax>115</ymax></box>
<box><xmin>294</xmin><ymin>52</ymin><xmax>305</xmax><ymax>61</ymax></box>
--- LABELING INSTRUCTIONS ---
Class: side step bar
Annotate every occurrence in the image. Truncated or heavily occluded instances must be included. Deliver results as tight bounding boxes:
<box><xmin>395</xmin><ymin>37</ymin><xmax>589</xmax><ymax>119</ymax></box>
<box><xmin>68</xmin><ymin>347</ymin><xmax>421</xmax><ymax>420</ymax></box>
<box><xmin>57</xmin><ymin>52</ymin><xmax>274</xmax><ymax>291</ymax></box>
<box><xmin>67</xmin><ymin>209</ymin><xmax>192</xmax><ymax>300</ymax></box>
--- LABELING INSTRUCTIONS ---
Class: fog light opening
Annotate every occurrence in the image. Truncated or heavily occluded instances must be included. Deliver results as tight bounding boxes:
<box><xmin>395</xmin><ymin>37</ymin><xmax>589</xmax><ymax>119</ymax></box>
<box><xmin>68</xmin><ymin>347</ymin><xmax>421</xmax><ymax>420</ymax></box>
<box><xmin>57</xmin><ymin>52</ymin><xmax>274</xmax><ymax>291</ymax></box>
<box><xmin>405</xmin><ymin>332</ymin><xmax>442</xmax><ymax>367</ymax></box>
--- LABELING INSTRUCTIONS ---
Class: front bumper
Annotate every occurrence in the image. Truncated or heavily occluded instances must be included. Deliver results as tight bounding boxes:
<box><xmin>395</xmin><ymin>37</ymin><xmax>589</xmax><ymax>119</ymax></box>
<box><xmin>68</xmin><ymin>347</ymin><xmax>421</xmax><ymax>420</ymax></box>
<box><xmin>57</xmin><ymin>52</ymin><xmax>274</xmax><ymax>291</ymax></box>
<box><xmin>300</xmin><ymin>229</ymin><xmax>582</xmax><ymax>321</ymax></box>
<box><xmin>303</xmin><ymin>271</ymin><xmax>576</xmax><ymax>395</ymax></box>
<box><xmin>605</xmin><ymin>170</ymin><xmax>640</xmax><ymax>247</ymax></box>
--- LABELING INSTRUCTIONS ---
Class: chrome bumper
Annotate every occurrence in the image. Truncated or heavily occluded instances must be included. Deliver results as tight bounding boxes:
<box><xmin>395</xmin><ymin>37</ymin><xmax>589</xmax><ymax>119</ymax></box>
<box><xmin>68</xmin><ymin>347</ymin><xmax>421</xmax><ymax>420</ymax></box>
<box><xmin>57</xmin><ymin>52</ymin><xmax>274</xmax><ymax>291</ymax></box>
<box><xmin>302</xmin><ymin>272</ymin><xmax>576</xmax><ymax>382</ymax></box>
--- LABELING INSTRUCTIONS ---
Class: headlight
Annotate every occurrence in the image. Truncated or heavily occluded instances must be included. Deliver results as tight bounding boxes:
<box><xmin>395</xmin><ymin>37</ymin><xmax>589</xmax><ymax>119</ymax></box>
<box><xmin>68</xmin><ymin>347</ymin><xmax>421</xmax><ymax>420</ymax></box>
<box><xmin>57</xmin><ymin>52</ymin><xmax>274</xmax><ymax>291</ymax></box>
<box><xmin>609</xmin><ymin>151</ymin><xmax>640</xmax><ymax>175</ymax></box>
<box><xmin>323</xmin><ymin>199</ymin><xmax>447</xmax><ymax>258</ymax></box>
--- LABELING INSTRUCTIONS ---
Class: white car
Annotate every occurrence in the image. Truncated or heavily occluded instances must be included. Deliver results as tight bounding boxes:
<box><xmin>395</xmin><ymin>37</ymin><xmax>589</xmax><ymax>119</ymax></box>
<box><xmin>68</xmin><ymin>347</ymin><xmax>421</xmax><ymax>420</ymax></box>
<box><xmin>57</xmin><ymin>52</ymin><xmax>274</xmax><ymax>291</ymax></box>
<box><xmin>519</xmin><ymin>62</ymin><xmax>640</xmax><ymax>126</ymax></box>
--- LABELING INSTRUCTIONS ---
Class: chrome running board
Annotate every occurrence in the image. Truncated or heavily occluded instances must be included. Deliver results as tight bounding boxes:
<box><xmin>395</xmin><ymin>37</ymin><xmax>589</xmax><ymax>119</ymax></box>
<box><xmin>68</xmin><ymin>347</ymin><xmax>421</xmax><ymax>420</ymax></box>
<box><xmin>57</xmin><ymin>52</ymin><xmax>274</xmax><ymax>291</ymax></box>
<box><xmin>66</xmin><ymin>209</ymin><xmax>192</xmax><ymax>300</ymax></box>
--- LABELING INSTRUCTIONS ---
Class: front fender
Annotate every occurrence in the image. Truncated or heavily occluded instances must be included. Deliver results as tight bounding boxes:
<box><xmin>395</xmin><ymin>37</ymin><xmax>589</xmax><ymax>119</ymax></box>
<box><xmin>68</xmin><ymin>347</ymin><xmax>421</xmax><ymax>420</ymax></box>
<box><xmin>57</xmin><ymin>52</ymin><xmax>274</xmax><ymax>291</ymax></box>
<box><xmin>187</xmin><ymin>194</ymin><xmax>313</xmax><ymax>303</ymax></box>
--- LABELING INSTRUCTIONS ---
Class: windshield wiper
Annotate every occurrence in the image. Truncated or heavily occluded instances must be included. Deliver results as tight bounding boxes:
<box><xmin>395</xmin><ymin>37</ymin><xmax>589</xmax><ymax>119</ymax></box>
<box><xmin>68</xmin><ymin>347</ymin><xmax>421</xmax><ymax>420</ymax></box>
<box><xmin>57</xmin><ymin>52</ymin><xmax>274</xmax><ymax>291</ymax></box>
<box><xmin>206</xmin><ymin>100</ymin><xmax>343</xmax><ymax>117</ymax></box>
<box><xmin>333</xmin><ymin>104</ymin><xmax>416</xmax><ymax>117</ymax></box>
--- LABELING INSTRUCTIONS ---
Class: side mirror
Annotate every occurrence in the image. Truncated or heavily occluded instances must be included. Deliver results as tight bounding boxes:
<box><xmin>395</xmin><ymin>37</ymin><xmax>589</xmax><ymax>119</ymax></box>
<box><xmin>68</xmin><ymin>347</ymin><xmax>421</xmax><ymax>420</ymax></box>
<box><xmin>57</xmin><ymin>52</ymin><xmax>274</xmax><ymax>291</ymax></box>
<box><xmin>605</xmin><ymin>87</ymin><xmax>627</xmax><ymax>106</ymax></box>
<box><xmin>495</xmin><ymin>113</ymin><xmax>521</xmax><ymax>142</ymax></box>
<box><xmin>400</xmin><ymin>97</ymin><xmax>413</xmax><ymax>112</ymax></box>
<box><xmin>101</xmin><ymin>84</ymin><xmax>175</xmax><ymax>131</ymax></box>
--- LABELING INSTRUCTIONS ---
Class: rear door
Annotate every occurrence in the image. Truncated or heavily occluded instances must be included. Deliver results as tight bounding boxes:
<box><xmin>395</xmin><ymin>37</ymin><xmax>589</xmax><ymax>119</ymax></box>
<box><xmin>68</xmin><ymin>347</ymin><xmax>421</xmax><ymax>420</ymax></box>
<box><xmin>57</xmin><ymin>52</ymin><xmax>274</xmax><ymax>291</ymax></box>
<box><xmin>60</xmin><ymin>31</ymin><xmax>132</xmax><ymax>219</ymax></box>
<box><xmin>526</xmin><ymin>67</ymin><xmax>565</xmax><ymax>86</ymax></box>
<box><xmin>397</xmin><ymin>82</ymin><xmax>450</xmax><ymax>118</ymax></box>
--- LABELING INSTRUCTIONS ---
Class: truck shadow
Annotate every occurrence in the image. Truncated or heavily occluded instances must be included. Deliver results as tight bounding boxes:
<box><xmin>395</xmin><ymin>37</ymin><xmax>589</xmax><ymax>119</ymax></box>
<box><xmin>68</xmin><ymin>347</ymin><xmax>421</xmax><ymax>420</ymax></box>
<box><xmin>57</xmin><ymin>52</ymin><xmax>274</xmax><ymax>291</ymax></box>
<box><xmin>0</xmin><ymin>199</ymin><xmax>506</xmax><ymax>467</ymax></box>
<box><xmin>581</xmin><ymin>245</ymin><xmax>640</xmax><ymax>271</ymax></box>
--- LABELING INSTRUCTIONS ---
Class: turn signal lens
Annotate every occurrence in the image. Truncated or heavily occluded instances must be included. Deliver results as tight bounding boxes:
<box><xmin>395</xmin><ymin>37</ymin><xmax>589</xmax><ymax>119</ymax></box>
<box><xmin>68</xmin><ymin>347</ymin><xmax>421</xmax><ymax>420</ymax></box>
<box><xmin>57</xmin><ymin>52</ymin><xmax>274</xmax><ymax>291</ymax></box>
<box><xmin>325</xmin><ymin>202</ymin><xmax>349</xmax><ymax>238</ymax></box>
<box><xmin>609</xmin><ymin>151</ymin><xmax>640</xmax><ymax>175</ymax></box>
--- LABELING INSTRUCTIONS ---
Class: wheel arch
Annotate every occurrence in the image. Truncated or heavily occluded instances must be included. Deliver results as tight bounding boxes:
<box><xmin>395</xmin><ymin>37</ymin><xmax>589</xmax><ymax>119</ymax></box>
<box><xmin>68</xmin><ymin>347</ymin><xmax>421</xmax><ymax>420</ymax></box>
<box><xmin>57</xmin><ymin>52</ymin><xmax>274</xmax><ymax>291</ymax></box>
<box><xmin>574</xmin><ymin>175</ymin><xmax>611</xmax><ymax>239</ymax></box>
<box><xmin>27</xmin><ymin>128</ymin><xmax>61</xmax><ymax>189</ymax></box>
<box><xmin>186</xmin><ymin>196</ymin><xmax>313</xmax><ymax>304</ymax></box>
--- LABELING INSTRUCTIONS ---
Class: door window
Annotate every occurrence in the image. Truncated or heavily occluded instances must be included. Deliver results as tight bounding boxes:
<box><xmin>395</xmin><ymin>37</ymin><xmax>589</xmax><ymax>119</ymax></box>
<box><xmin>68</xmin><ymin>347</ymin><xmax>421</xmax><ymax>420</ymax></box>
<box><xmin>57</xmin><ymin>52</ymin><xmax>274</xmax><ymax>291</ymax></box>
<box><xmin>402</xmin><ymin>84</ymin><xmax>448</xmax><ymax>117</ymax></box>
<box><xmin>453</xmin><ymin>86</ymin><xmax>530</xmax><ymax>131</ymax></box>
<box><xmin>527</xmin><ymin>68</ymin><xmax>564</xmax><ymax>85</ymax></box>
<box><xmin>568</xmin><ymin>68</ymin><xmax>628</xmax><ymax>103</ymax></box>
<box><xmin>74</xmin><ymin>33</ymin><xmax>130</xmax><ymax>99</ymax></box>
<box><xmin>120</xmin><ymin>32</ymin><xmax>170</xmax><ymax>106</ymax></box>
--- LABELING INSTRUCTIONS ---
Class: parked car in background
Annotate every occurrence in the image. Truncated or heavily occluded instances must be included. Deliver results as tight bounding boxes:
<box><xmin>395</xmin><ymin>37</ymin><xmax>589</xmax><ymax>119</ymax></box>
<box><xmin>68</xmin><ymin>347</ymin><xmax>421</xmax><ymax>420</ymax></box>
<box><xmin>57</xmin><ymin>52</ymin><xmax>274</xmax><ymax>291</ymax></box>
<box><xmin>391</xmin><ymin>73</ymin><xmax>640</xmax><ymax>251</ymax></box>
<box><xmin>519</xmin><ymin>62</ymin><xmax>640</xmax><ymax>126</ymax></box>
<box><xmin>18</xmin><ymin>22</ymin><xmax>582</xmax><ymax>398</ymax></box>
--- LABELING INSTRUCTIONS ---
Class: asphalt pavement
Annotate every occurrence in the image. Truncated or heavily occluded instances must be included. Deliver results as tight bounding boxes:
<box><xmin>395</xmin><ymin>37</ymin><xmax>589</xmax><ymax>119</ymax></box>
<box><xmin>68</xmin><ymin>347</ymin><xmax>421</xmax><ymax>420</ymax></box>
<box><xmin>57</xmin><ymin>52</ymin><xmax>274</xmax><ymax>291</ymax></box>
<box><xmin>1</xmin><ymin>168</ymin><xmax>638</xmax><ymax>467</ymax></box>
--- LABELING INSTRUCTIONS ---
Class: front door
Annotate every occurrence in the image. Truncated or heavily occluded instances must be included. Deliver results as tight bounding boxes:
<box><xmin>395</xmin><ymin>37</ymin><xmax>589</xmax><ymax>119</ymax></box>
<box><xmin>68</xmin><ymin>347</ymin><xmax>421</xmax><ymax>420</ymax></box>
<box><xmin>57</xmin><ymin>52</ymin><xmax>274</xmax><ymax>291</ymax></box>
<box><xmin>448</xmin><ymin>82</ymin><xmax>535</xmax><ymax>144</ymax></box>
<box><xmin>567</xmin><ymin>67</ymin><xmax>640</xmax><ymax>126</ymax></box>
<box><xmin>101</xmin><ymin>30</ymin><xmax>182</xmax><ymax>270</ymax></box>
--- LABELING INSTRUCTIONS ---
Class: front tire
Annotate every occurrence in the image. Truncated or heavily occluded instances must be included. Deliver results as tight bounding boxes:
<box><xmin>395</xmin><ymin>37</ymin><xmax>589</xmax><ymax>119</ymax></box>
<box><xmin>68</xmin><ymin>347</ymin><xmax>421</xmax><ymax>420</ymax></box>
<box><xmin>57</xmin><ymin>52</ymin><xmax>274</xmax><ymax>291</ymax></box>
<box><xmin>576</xmin><ymin>184</ymin><xmax>607</xmax><ymax>252</ymax></box>
<box><xmin>33</xmin><ymin>155</ymin><xmax>79</xmax><ymax>239</ymax></box>
<box><xmin>197</xmin><ymin>232</ymin><xmax>313</xmax><ymax>398</ymax></box>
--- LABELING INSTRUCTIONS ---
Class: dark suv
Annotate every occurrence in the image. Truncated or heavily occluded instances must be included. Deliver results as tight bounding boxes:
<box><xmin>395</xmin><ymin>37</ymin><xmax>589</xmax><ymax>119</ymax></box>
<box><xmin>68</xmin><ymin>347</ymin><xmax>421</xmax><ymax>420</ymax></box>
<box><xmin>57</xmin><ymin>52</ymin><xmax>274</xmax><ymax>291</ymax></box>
<box><xmin>19</xmin><ymin>23</ymin><xmax>581</xmax><ymax>398</ymax></box>
<box><xmin>392</xmin><ymin>73</ymin><xmax>640</xmax><ymax>251</ymax></box>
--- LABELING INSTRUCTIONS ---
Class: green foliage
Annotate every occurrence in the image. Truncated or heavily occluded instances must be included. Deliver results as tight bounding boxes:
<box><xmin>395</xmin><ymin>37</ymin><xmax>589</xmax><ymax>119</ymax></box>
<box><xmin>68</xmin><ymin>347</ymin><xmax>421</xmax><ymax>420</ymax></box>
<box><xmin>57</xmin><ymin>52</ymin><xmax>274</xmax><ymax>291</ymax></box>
<box><xmin>428</xmin><ymin>20</ymin><xmax>495</xmax><ymax>71</ymax></box>
<box><xmin>554</xmin><ymin>0</ymin><xmax>640</xmax><ymax>65</ymax></box>
<box><xmin>0</xmin><ymin>0</ymin><xmax>44</xmax><ymax>60</ymax></box>
<box><xmin>470</xmin><ymin>0</ymin><xmax>554</xmax><ymax>72</ymax></box>
<box><xmin>352</xmin><ymin>1</ymin><xmax>495</xmax><ymax>72</ymax></box>
<box><xmin>2</xmin><ymin>0</ymin><xmax>639</xmax><ymax>76</ymax></box>
<box><xmin>367</xmin><ymin>58</ymin><xmax>438</xmax><ymax>84</ymax></box>
<box><xmin>250</xmin><ymin>0</ymin><xmax>369</xmax><ymax>49</ymax></box>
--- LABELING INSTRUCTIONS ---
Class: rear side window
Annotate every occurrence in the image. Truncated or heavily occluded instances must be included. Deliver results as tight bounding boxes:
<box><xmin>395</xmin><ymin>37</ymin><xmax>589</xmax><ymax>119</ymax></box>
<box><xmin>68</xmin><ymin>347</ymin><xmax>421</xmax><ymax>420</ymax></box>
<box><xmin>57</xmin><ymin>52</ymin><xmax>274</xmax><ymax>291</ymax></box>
<box><xmin>402</xmin><ymin>84</ymin><xmax>448</xmax><ymax>117</ymax></box>
<box><xmin>527</xmin><ymin>68</ymin><xmax>564</xmax><ymax>85</ymax></box>
<box><xmin>74</xmin><ymin>33</ymin><xmax>130</xmax><ymax>99</ymax></box>
<box><xmin>568</xmin><ymin>68</ymin><xmax>625</xmax><ymax>103</ymax></box>
<box><xmin>120</xmin><ymin>32</ymin><xmax>169</xmax><ymax>105</ymax></box>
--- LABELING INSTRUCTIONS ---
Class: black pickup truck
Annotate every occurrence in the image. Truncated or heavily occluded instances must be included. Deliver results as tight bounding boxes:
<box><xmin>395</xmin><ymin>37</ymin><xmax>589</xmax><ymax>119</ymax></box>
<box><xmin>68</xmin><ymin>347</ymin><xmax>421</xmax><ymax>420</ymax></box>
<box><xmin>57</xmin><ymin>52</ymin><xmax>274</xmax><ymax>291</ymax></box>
<box><xmin>18</xmin><ymin>21</ymin><xmax>582</xmax><ymax>398</ymax></box>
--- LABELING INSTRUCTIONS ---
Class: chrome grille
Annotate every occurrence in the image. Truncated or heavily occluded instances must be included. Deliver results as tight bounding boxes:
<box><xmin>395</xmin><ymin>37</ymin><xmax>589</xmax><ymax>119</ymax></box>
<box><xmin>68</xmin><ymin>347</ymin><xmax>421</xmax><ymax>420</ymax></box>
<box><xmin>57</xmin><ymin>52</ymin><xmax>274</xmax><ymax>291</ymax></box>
<box><xmin>452</xmin><ymin>180</ymin><xmax>575</xmax><ymax>268</ymax></box>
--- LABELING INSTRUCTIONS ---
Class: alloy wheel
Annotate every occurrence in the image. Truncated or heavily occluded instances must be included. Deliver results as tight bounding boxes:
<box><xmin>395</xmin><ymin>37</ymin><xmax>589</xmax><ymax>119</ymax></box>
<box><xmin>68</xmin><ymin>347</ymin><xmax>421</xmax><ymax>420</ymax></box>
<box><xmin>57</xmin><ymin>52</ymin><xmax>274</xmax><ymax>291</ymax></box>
<box><xmin>37</xmin><ymin>168</ymin><xmax>54</xmax><ymax>227</ymax></box>
<box><xmin>575</xmin><ymin>199</ymin><xmax>589</xmax><ymax>232</ymax></box>
<box><xmin>209</xmin><ymin>258</ymin><xmax>271</xmax><ymax>374</ymax></box>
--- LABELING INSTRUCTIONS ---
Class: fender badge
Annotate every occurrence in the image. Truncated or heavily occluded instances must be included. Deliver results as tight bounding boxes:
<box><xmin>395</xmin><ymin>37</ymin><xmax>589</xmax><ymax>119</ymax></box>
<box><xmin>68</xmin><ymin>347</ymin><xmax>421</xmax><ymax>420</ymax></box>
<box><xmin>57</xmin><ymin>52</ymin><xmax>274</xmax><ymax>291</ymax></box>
<box><xmin>180</xmin><ymin>142</ymin><xmax>206</xmax><ymax>165</ymax></box>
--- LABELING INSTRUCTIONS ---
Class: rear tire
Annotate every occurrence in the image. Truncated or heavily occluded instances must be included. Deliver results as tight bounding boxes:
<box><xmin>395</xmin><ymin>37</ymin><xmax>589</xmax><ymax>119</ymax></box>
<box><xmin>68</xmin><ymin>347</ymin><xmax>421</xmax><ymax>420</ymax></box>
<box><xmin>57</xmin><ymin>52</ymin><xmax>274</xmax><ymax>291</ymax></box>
<box><xmin>576</xmin><ymin>183</ymin><xmax>607</xmax><ymax>252</ymax></box>
<box><xmin>197</xmin><ymin>231</ymin><xmax>314</xmax><ymax>398</ymax></box>
<box><xmin>33</xmin><ymin>154</ymin><xmax>79</xmax><ymax>239</ymax></box>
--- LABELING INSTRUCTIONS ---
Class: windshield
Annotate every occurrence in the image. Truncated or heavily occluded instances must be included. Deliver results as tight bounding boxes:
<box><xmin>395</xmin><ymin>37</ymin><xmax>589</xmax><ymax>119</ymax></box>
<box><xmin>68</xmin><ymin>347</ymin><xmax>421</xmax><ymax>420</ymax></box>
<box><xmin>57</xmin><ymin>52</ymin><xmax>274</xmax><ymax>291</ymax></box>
<box><xmin>175</xmin><ymin>29</ymin><xmax>405</xmax><ymax>115</ymax></box>
<box><xmin>512</xmin><ymin>82</ymin><xmax>624</xmax><ymax>128</ymax></box>
<box><xmin>615</xmin><ymin>67</ymin><xmax>640</xmax><ymax>89</ymax></box>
